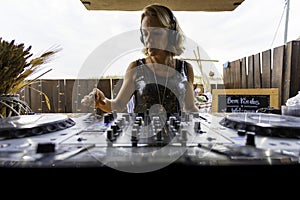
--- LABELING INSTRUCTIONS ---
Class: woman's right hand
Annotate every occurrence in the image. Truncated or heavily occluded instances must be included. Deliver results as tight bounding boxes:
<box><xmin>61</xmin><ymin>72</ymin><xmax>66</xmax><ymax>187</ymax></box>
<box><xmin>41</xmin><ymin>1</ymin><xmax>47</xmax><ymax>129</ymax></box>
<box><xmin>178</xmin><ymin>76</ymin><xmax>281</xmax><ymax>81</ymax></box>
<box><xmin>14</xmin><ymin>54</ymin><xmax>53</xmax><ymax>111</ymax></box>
<box><xmin>81</xmin><ymin>88</ymin><xmax>106</xmax><ymax>108</ymax></box>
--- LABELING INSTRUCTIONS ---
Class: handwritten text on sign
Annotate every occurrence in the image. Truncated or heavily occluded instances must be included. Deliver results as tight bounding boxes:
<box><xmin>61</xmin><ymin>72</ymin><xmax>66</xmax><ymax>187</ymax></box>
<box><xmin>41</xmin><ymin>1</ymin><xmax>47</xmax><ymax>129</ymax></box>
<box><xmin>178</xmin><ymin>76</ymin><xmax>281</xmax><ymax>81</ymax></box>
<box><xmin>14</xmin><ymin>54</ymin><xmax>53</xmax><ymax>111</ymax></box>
<box><xmin>218</xmin><ymin>95</ymin><xmax>270</xmax><ymax>112</ymax></box>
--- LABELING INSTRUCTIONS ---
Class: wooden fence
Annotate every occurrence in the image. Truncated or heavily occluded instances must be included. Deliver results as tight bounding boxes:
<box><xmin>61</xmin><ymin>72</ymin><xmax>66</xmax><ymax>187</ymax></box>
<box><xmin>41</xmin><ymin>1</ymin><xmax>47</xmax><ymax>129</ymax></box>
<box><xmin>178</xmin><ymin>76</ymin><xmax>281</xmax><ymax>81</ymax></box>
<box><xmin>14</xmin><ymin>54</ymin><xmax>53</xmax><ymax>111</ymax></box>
<box><xmin>18</xmin><ymin>78</ymin><xmax>221</xmax><ymax>114</ymax></box>
<box><xmin>19</xmin><ymin>40</ymin><xmax>299</xmax><ymax>114</ymax></box>
<box><xmin>18</xmin><ymin>79</ymin><xmax>123</xmax><ymax>114</ymax></box>
<box><xmin>223</xmin><ymin>40</ymin><xmax>300</xmax><ymax>106</ymax></box>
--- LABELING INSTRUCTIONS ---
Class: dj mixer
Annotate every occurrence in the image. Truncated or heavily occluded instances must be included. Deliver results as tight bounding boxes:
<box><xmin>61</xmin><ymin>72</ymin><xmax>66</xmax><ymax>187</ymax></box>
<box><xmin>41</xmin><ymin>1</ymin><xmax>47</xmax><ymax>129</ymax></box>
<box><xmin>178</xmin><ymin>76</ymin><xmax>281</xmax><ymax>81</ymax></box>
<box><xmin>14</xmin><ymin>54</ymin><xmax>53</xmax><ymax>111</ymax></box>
<box><xmin>0</xmin><ymin>111</ymin><xmax>299</xmax><ymax>173</ymax></box>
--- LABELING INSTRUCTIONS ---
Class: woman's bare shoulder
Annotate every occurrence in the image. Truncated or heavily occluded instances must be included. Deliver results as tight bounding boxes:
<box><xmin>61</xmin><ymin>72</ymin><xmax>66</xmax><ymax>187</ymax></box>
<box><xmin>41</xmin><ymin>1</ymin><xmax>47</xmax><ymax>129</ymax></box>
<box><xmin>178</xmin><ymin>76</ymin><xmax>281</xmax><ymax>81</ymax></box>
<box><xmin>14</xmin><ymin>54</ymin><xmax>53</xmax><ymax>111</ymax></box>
<box><xmin>127</xmin><ymin>59</ymin><xmax>143</xmax><ymax>71</ymax></box>
<box><xmin>184</xmin><ymin>61</ymin><xmax>193</xmax><ymax>71</ymax></box>
<box><xmin>183</xmin><ymin>61</ymin><xmax>195</xmax><ymax>83</ymax></box>
<box><xmin>126</xmin><ymin>58</ymin><xmax>147</xmax><ymax>72</ymax></box>
<box><xmin>124</xmin><ymin>59</ymin><xmax>143</xmax><ymax>78</ymax></box>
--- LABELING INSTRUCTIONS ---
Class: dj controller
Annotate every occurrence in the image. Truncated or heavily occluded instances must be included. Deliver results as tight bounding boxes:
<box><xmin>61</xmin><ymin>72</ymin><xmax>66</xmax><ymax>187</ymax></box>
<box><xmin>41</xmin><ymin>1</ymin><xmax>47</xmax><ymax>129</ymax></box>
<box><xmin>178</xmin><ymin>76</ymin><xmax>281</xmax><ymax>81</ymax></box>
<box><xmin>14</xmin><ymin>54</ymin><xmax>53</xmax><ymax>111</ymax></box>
<box><xmin>0</xmin><ymin>111</ymin><xmax>300</xmax><ymax>173</ymax></box>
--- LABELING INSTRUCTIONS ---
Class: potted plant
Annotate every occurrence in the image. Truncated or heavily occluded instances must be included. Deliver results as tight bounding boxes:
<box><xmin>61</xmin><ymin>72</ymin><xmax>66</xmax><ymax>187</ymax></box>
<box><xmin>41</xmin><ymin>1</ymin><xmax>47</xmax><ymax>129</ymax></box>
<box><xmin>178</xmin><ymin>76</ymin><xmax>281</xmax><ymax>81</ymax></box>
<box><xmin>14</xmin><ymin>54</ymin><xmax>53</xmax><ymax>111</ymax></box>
<box><xmin>0</xmin><ymin>37</ymin><xmax>61</xmax><ymax>118</ymax></box>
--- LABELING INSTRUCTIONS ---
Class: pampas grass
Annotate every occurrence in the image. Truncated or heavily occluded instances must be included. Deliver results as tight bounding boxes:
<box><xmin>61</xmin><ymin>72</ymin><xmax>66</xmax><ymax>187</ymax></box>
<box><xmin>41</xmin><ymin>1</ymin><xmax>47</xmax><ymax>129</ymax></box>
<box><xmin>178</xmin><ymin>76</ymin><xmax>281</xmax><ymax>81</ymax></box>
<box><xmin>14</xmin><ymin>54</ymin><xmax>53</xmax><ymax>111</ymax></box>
<box><xmin>0</xmin><ymin>37</ymin><xmax>61</xmax><ymax>110</ymax></box>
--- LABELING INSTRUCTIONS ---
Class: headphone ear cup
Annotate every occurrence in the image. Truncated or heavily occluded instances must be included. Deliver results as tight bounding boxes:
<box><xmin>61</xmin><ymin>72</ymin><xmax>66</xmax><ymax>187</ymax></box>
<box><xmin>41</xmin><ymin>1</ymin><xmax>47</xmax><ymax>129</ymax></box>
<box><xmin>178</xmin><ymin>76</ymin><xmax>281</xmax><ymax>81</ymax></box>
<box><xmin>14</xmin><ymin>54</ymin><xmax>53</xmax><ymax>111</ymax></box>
<box><xmin>168</xmin><ymin>30</ymin><xmax>178</xmax><ymax>46</ymax></box>
<box><xmin>140</xmin><ymin>28</ymin><xmax>144</xmax><ymax>44</ymax></box>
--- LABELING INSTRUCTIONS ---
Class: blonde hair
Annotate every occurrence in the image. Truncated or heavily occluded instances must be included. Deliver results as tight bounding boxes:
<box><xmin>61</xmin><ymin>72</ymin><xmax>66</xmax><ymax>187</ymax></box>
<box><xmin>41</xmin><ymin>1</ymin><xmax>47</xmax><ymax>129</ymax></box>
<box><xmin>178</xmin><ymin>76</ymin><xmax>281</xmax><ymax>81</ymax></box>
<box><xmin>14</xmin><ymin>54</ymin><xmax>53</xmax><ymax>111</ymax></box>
<box><xmin>140</xmin><ymin>4</ymin><xmax>185</xmax><ymax>56</ymax></box>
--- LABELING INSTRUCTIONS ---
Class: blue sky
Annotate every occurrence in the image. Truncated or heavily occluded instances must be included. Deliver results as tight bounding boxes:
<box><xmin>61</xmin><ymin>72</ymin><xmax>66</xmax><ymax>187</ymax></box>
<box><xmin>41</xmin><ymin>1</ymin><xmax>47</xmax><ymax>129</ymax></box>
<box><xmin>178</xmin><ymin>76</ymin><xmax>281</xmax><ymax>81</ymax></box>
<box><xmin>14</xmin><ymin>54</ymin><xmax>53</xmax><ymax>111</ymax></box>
<box><xmin>0</xmin><ymin>0</ymin><xmax>299</xmax><ymax>79</ymax></box>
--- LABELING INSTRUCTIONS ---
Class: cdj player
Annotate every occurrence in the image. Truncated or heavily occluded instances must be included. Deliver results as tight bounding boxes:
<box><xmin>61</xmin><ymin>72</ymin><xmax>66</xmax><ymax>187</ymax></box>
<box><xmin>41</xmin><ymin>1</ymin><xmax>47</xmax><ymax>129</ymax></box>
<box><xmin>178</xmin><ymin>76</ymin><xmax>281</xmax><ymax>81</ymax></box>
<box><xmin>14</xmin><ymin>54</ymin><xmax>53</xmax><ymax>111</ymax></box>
<box><xmin>0</xmin><ymin>111</ymin><xmax>299</xmax><ymax>173</ymax></box>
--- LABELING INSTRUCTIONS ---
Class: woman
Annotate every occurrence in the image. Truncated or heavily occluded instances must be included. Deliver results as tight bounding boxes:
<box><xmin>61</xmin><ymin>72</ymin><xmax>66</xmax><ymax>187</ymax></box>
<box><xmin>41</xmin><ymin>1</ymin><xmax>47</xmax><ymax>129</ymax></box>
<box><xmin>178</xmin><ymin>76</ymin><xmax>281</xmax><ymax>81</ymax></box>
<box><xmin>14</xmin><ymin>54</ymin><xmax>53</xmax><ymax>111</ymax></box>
<box><xmin>81</xmin><ymin>4</ymin><xmax>199</xmax><ymax>116</ymax></box>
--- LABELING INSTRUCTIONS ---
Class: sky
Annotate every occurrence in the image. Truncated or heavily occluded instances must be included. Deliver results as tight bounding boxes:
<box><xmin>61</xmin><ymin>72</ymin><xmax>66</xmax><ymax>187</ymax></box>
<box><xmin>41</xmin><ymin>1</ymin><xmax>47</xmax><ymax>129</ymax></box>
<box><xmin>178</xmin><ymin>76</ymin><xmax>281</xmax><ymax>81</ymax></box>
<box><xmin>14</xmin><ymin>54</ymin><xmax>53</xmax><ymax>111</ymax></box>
<box><xmin>0</xmin><ymin>0</ymin><xmax>299</xmax><ymax>80</ymax></box>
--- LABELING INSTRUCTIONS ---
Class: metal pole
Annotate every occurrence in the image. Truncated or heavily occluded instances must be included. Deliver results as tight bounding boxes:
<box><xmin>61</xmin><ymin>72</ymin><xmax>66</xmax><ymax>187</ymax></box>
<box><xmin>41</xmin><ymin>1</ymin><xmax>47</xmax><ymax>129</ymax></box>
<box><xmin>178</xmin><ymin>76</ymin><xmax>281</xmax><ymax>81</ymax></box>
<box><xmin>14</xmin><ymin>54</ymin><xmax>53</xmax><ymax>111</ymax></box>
<box><xmin>284</xmin><ymin>0</ymin><xmax>290</xmax><ymax>43</ymax></box>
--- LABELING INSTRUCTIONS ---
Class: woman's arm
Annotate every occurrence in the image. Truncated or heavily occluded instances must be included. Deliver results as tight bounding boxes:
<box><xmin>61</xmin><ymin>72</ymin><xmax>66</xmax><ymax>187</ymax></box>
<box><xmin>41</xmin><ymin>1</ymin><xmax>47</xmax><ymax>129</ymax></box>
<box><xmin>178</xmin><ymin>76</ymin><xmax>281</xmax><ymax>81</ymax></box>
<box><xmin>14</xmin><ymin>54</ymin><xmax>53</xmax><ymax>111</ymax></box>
<box><xmin>81</xmin><ymin>61</ymin><xmax>137</xmax><ymax>113</ymax></box>
<box><xmin>110</xmin><ymin>61</ymin><xmax>137</xmax><ymax>112</ymax></box>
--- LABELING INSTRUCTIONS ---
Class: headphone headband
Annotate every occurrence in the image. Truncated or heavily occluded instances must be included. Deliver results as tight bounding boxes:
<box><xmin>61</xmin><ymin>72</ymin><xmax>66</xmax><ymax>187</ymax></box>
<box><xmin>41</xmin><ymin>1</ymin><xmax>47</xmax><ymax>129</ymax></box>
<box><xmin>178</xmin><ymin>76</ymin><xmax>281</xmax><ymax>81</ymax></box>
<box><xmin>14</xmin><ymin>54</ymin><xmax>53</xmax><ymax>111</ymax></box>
<box><xmin>158</xmin><ymin>5</ymin><xmax>176</xmax><ymax>30</ymax></box>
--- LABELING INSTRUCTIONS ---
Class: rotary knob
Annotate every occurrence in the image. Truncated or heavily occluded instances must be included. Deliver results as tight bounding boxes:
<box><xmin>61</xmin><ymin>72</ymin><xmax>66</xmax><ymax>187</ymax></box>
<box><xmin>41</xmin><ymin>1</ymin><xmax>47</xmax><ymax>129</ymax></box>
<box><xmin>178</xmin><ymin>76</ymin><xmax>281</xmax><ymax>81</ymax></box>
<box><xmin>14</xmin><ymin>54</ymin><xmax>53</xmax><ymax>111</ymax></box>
<box><xmin>245</xmin><ymin>131</ymin><xmax>256</xmax><ymax>147</ymax></box>
<box><xmin>106</xmin><ymin>129</ymin><xmax>115</xmax><ymax>141</ymax></box>
<box><xmin>131</xmin><ymin>129</ymin><xmax>138</xmax><ymax>147</ymax></box>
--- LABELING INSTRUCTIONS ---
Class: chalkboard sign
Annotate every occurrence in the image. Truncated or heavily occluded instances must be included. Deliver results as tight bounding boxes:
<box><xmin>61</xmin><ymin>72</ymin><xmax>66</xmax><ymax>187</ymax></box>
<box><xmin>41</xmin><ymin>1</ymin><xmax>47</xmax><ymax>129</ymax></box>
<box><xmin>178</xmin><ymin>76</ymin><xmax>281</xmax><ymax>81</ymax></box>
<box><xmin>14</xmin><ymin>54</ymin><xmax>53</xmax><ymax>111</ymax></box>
<box><xmin>212</xmin><ymin>88</ymin><xmax>279</xmax><ymax>113</ymax></box>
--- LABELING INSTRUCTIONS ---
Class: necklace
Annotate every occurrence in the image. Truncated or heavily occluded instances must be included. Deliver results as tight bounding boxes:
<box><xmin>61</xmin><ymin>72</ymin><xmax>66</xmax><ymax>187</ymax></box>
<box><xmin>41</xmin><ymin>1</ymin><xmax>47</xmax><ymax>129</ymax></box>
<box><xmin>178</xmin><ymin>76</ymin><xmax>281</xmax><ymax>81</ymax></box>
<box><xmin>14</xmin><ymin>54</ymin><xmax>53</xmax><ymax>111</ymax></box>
<box><xmin>149</xmin><ymin>56</ymin><xmax>173</xmax><ymax>136</ymax></box>
<box><xmin>149</xmin><ymin>56</ymin><xmax>172</xmax><ymax>108</ymax></box>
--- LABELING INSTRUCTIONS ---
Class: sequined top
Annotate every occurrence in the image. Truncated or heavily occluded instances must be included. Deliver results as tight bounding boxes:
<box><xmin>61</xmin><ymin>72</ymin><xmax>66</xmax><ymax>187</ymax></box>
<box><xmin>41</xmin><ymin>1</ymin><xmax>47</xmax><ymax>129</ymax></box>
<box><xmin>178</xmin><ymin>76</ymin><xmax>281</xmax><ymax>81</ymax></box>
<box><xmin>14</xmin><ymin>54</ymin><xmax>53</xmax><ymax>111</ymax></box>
<box><xmin>133</xmin><ymin>58</ymin><xmax>189</xmax><ymax>114</ymax></box>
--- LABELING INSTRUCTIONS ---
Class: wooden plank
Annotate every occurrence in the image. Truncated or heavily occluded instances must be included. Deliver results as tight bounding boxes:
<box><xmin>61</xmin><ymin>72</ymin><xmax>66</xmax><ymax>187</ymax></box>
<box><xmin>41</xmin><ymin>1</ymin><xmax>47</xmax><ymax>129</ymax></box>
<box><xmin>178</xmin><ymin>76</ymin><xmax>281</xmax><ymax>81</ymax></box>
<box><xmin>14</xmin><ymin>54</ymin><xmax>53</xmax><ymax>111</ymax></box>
<box><xmin>97</xmin><ymin>79</ymin><xmax>111</xmax><ymax>98</ymax></box>
<box><xmin>231</xmin><ymin>60</ymin><xmax>236</xmax><ymax>88</ymax></box>
<box><xmin>71</xmin><ymin>79</ymin><xmax>82</xmax><ymax>113</ymax></box>
<box><xmin>230</xmin><ymin>62</ymin><xmax>236</xmax><ymax>89</ymax></box>
<box><xmin>272</xmin><ymin>45</ymin><xmax>284</xmax><ymax>106</ymax></box>
<box><xmin>283</xmin><ymin>42</ymin><xmax>293</xmax><ymax>104</ymax></box>
<box><xmin>240</xmin><ymin>57</ymin><xmax>247</xmax><ymax>88</ymax></box>
<box><xmin>281</xmin><ymin>40</ymin><xmax>300</xmax><ymax>106</ymax></box>
<box><xmin>261</xmin><ymin>49</ymin><xmax>271</xmax><ymax>88</ymax></box>
<box><xmin>65</xmin><ymin>79</ymin><xmax>75</xmax><ymax>113</ymax></box>
<box><xmin>247</xmin><ymin>55</ymin><xmax>254</xmax><ymax>88</ymax></box>
<box><xmin>15</xmin><ymin>85</ymin><xmax>32</xmax><ymax>114</ymax></box>
<box><xmin>40</xmin><ymin>80</ymin><xmax>56</xmax><ymax>113</ymax></box>
<box><xmin>28</xmin><ymin>80</ymin><xmax>43</xmax><ymax>113</ymax></box>
<box><xmin>17</xmin><ymin>84</ymin><xmax>30</xmax><ymax>107</ymax></box>
<box><xmin>73</xmin><ymin>79</ymin><xmax>98</xmax><ymax>113</ymax></box>
<box><xmin>57</xmin><ymin>80</ymin><xmax>66</xmax><ymax>113</ymax></box>
<box><xmin>253</xmin><ymin>53</ymin><xmax>261</xmax><ymax>88</ymax></box>
<box><xmin>72</xmin><ymin>79</ymin><xmax>84</xmax><ymax>113</ymax></box>
<box><xmin>81</xmin><ymin>0</ymin><xmax>245</xmax><ymax>12</ymax></box>
<box><xmin>232</xmin><ymin>60</ymin><xmax>241</xmax><ymax>89</ymax></box>
<box><xmin>112</xmin><ymin>78</ymin><xmax>124</xmax><ymax>98</ymax></box>
<box><xmin>223</xmin><ymin>62</ymin><xmax>231</xmax><ymax>89</ymax></box>
<box><xmin>289</xmin><ymin>41</ymin><xmax>300</xmax><ymax>98</ymax></box>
